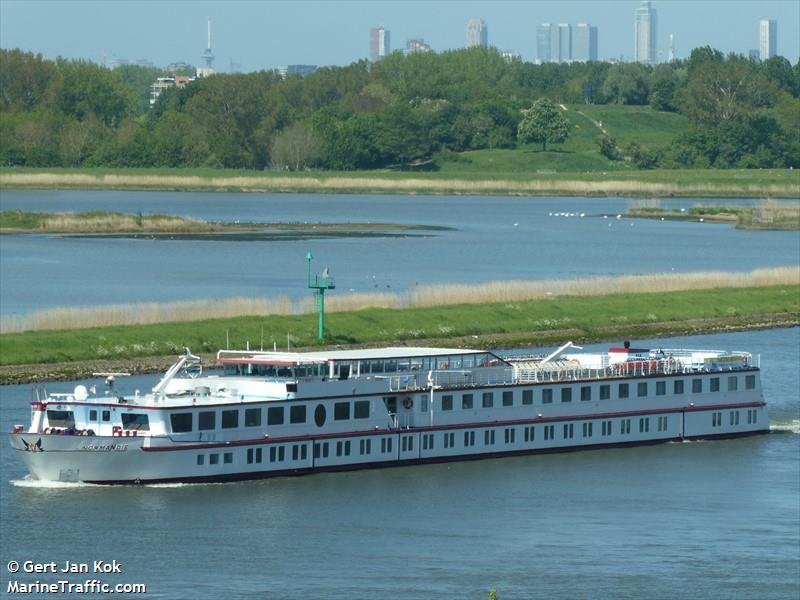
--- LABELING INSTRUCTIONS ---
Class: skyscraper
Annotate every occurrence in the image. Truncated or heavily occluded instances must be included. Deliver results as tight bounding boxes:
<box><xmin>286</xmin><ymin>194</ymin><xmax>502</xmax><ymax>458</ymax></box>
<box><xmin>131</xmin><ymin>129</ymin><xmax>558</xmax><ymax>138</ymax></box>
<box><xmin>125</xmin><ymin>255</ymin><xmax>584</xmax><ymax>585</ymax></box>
<box><xmin>634</xmin><ymin>1</ymin><xmax>657</xmax><ymax>64</ymax></box>
<box><xmin>369</xmin><ymin>26</ymin><xmax>390</xmax><ymax>63</ymax></box>
<box><xmin>759</xmin><ymin>20</ymin><xmax>777</xmax><ymax>60</ymax></box>
<box><xmin>553</xmin><ymin>23</ymin><xmax>571</xmax><ymax>63</ymax></box>
<box><xmin>537</xmin><ymin>23</ymin><xmax>552</xmax><ymax>63</ymax></box>
<box><xmin>466</xmin><ymin>18</ymin><xmax>488</xmax><ymax>48</ymax></box>
<box><xmin>573</xmin><ymin>23</ymin><xmax>598</xmax><ymax>62</ymax></box>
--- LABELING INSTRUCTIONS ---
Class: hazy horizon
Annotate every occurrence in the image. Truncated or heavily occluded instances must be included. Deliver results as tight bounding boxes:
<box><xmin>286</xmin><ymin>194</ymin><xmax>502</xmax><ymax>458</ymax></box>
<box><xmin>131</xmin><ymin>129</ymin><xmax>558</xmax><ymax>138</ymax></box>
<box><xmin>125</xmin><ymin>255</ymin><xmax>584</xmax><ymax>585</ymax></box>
<box><xmin>1</xmin><ymin>0</ymin><xmax>798</xmax><ymax>72</ymax></box>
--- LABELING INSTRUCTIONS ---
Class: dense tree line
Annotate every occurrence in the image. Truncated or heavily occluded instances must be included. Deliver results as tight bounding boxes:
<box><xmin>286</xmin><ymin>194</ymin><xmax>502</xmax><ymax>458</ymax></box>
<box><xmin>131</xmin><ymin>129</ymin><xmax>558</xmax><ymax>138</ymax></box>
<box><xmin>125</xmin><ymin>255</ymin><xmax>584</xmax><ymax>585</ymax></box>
<box><xmin>1</xmin><ymin>46</ymin><xmax>798</xmax><ymax>170</ymax></box>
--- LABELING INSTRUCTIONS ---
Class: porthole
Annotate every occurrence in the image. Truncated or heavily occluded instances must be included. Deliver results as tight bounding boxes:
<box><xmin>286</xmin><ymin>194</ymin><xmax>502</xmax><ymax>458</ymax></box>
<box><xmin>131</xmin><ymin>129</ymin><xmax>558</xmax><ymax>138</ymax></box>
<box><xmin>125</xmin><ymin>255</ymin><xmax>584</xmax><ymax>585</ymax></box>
<box><xmin>314</xmin><ymin>404</ymin><xmax>326</xmax><ymax>428</ymax></box>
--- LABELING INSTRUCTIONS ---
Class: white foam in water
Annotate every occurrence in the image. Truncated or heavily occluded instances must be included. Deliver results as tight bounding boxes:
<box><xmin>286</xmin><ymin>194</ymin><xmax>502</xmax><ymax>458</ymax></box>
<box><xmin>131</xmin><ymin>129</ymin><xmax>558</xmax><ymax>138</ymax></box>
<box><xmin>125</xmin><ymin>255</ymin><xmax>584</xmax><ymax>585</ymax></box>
<box><xmin>9</xmin><ymin>476</ymin><xmax>99</xmax><ymax>489</ymax></box>
<box><xmin>770</xmin><ymin>419</ymin><xmax>800</xmax><ymax>434</ymax></box>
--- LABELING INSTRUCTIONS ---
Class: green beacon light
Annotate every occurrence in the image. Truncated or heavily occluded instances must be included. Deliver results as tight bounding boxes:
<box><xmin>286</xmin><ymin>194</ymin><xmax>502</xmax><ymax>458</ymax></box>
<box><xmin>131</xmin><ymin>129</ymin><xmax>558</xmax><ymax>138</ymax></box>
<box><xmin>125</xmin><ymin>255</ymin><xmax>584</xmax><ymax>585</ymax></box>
<box><xmin>306</xmin><ymin>250</ymin><xmax>335</xmax><ymax>340</ymax></box>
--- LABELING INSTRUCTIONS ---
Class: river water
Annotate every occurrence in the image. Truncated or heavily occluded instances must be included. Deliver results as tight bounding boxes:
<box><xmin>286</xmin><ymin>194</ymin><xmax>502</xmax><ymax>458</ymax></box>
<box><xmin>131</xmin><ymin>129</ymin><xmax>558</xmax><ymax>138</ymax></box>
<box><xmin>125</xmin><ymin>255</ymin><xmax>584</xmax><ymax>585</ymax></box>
<box><xmin>1</xmin><ymin>328</ymin><xmax>798</xmax><ymax>599</ymax></box>
<box><xmin>1</xmin><ymin>190</ymin><xmax>798</xmax><ymax>315</ymax></box>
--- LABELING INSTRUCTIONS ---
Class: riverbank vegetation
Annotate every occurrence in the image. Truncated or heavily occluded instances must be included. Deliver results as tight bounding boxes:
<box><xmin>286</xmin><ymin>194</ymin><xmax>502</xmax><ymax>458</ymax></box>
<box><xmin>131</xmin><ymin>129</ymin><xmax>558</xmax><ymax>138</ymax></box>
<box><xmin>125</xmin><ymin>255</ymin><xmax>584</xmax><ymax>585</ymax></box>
<box><xmin>0</xmin><ymin>284</ymin><xmax>797</xmax><ymax>373</ymax></box>
<box><xmin>0</xmin><ymin>210</ymin><xmax>448</xmax><ymax>237</ymax></box>
<box><xmin>2</xmin><ymin>267</ymin><xmax>796</xmax><ymax>334</ymax></box>
<box><xmin>2</xmin><ymin>167</ymin><xmax>798</xmax><ymax>197</ymax></box>
<box><xmin>0</xmin><ymin>210</ymin><xmax>214</xmax><ymax>233</ymax></box>
<box><xmin>627</xmin><ymin>199</ymin><xmax>800</xmax><ymax>230</ymax></box>
<box><xmin>1</xmin><ymin>46</ymin><xmax>798</xmax><ymax>175</ymax></box>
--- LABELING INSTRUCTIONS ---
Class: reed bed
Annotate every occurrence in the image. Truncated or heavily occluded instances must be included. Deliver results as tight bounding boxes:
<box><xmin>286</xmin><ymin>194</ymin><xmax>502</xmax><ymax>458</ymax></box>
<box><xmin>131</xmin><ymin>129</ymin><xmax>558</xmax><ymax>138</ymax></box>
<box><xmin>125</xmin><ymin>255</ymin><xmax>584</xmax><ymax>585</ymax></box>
<box><xmin>41</xmin><ymin>214</ymin><xmax>211</xmax><ymax>233</ymax></box>
<box><xmin>1</xmin><ymin>297</ymin><xmax>293</xmax><ymax>334</ymax></box>
<box><xmin>297</xmin><ymin>292</ymin><xmax>405</xmax><ymax>315</ymax></box>
<box><xmin>746</xmin><ymin>199</ymin><xmax>800</xmax><ymax>228</ymax></box>
<box><xmin>2</xmin><ymin>172</ymin><xmax>797</xmax><ymax>197</ymax></box>
<box><xmin>2</xmin><ymin>267</ymin><xmax>796</xmax><ymax>334</ymax></box>
<box><xmin>407</xmin><ymin>267</ymin><xmax>800</xmax><ymax>308</ymax></box>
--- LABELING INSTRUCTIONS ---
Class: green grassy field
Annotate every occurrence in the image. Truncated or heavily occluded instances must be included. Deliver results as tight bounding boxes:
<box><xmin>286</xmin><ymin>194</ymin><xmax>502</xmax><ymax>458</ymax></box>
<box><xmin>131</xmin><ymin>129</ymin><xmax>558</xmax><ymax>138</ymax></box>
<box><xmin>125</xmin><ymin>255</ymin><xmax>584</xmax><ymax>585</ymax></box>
<box><xmin>572</xmin><ymin>104</ymin><xmax>689</xmax><ymax>147</ymax></box>
<box><xmin>437</xmin><ymin>104</ymin><xmax>690</xmax><ymax>174</ymax></box>
<box><xmin>1</xmin><ymin>285</ymin><xmax>797</xmax><ymax>367</ymax></box>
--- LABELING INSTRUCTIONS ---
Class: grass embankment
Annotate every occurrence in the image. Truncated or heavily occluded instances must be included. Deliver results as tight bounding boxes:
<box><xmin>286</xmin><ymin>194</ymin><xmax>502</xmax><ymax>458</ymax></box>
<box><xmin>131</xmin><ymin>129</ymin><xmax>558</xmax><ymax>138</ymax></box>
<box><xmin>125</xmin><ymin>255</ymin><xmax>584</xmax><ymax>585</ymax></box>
<box><xmin>628</xmin><ymin>200</ymin><xmax>800</xmax><ymax>230</ymax></box>
<box><xmin>439</xmin><ymin>104</ymin><xmax>689</xmax><ymax>174</ymax></box>
<box><xmin>4</xmin><ymin>268</ymin><xmax>796</xmax><ymax>334</ymax></box>
<box><xmin>1</xmin><ymin>167</ymin><xmax>798</xmax><ymax>198</ymax></box>
<box><xmin>1</xmin><ymin>285</ymin><xmax>797</xmax><ymax>383</ymax></box>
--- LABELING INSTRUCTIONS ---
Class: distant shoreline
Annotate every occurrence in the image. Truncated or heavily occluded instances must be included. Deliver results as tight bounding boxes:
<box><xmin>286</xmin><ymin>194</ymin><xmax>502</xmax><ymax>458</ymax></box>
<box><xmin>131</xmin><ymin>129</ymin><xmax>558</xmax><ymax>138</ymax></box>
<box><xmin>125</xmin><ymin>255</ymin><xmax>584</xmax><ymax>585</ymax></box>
<box><xmin>2</xmin><ymin>169</ymin><xmax>799</xmax><ymax>198</ymax></box>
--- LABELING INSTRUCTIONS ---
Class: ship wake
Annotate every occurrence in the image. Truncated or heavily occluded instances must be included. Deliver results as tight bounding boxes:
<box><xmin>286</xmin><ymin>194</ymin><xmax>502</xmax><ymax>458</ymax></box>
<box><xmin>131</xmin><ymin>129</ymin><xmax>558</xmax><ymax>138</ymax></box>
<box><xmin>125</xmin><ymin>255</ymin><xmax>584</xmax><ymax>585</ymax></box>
<box><xmin>770</xmin><ymin>419</ymin><xmax>800</xmax><ymax>434</ymax></box>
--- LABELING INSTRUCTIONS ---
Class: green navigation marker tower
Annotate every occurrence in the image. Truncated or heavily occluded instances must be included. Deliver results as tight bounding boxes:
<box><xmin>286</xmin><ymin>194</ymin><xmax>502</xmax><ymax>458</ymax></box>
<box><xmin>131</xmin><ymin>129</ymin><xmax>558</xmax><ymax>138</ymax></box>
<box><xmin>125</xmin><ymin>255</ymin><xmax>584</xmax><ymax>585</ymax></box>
<box><xmin>306</xmin><ymin>250</ymin><xmax>335</xmax><ymax>340</ymax></box>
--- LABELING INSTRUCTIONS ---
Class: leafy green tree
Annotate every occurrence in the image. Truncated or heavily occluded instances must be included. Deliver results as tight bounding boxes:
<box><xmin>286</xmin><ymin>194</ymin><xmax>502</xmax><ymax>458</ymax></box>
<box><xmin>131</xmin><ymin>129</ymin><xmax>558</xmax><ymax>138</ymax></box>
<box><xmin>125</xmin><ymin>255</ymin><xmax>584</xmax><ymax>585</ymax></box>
<box><xmin>115</xmin><ymin>64</ymin><xmax>165</xmax><ymax>113</ymax></box>
<box><xmin>602</xmin><ymin>63</ymin><xmax>651</xmax><ymax>105</ymax></box>
<box><xmin>649</xmin><ymin>64</ymin><xmax>681</xmax><ymax>111</ymax></box>
<box><xmin>624</xmin><ymin>141</ymin><xmax>660</xmax><ymax>168</ymax></box>
<box><xmin>517</xmin><ymin>98</ymin><xmax>570</xmax><ymax>151</ymax></box>
<box><xmin>0</xmin><ymin>49</ymin><xmax>61</xmax><ymax>112</ymax></box>
<box><xmin>596</xmin><ymin>135</ymin><xmax>621</xmax><ymax>160</ymax></box>
<box><xmin>759</xmin><ymin>56</ymin><xmax>798</xmax><ymax>97</ymax></box>
<box><xmin>270</xmin><ymin>123</ymin><xmax>321</xmax><ymax>170</ymax></box>
<box><xmin>56</xmin><ymin>59</ymin><xmax>136</xmax><ymax>128</ymax></box>
<box><xmin>686</xmin><ymin>46</ymin><xmax>725</xmax><ymax>76</ymax></box>
<box><xmin>681</xmin><ymin>55</ymin><xmax>778</xmax><ymax>126</ymax></box>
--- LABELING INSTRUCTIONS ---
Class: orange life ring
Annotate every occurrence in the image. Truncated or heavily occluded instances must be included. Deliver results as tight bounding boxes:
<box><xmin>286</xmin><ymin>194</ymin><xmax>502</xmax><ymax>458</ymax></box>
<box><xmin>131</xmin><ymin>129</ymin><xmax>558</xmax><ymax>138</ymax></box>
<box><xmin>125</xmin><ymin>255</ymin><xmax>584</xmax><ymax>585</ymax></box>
<box><xmin>403</xmin><ymin>398</ymin><xmax>414</xmax><ymax>409</ymax></box>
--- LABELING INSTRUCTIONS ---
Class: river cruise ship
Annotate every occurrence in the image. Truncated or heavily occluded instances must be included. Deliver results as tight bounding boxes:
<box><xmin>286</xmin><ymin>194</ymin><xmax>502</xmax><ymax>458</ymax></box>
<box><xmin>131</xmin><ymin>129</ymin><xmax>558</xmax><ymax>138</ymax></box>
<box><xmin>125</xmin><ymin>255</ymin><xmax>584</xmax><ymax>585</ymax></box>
<box><xmin>10</xmin><ymin>342</ymin><xmax>768</xmax><ymax>484</ymax></box>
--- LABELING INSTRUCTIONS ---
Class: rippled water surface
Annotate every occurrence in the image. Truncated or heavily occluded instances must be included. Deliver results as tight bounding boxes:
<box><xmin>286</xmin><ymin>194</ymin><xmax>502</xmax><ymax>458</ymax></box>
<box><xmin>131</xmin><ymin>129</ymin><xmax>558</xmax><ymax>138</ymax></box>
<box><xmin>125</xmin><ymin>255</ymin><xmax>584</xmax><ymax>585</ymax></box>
<box><xmin>1</xmin><ymin>190</ymin><xmax>798</xmax><ymax>315</ymax></box>
<box><xmin>1</xmin><ymin>328</ymin><xmax>798</xmax><ymax>599</ymax></box>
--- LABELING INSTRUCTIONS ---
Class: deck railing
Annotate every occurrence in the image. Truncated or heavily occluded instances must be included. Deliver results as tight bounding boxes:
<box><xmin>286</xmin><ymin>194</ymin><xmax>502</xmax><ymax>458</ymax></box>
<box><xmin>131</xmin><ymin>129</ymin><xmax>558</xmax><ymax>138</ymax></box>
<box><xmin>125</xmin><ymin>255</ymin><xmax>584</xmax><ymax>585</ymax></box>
<box><xmin>382</xmin><ymin>357</ymin><xmax>756</xmax><ymax>392</ymax></box>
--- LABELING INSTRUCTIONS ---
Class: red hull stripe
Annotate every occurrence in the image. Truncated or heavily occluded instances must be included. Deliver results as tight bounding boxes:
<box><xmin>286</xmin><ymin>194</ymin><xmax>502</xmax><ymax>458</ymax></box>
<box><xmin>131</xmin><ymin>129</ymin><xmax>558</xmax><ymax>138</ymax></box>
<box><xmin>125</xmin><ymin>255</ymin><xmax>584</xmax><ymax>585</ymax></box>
<box><xmin>134</xmin><ymin>401</ymin><xmax>767</xmax><ymax>452</ymax></box>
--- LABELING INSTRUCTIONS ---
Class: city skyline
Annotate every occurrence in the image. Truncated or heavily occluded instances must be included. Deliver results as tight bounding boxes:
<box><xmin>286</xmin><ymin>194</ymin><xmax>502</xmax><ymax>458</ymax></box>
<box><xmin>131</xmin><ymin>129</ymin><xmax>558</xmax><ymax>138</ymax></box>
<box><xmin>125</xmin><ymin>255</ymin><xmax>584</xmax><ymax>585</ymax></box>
<box><xmin>1</xmin><ymin>1</ymin><xmax>798</xmax><ymax>72</ymax></box>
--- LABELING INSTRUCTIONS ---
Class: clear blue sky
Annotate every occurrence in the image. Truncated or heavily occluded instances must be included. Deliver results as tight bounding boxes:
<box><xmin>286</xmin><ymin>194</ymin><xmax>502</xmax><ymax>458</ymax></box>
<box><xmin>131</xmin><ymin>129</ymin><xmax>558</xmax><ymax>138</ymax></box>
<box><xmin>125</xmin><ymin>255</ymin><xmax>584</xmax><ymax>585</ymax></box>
<box><xmin>1</xmin><ymin>0</ymin><xmax>798</xmax><ymax>71</ymax></box>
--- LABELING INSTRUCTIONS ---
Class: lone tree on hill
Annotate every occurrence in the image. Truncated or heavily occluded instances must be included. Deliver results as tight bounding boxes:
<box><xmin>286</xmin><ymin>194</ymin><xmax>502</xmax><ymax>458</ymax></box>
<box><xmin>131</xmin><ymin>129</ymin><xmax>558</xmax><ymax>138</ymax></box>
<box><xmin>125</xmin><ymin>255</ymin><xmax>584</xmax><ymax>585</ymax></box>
<box><xmin>517</xmin><ymin>98</ymin><xmax>570</xmax><ymax>151</ymax></box>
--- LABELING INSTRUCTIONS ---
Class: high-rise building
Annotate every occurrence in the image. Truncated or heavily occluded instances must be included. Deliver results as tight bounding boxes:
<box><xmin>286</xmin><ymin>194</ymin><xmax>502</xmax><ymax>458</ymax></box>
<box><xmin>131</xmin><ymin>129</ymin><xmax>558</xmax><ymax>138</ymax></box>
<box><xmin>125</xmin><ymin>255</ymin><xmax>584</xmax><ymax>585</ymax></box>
<box><xmin>369</xmin><ymin>26</ymin><xmax>390</xmax><ymax>63</ymax></box>
<box><xmin>668</xmin><ymin>33</ymin><xmax>675</xmax><ymax>62</ymax></box>
<box><xmin>537</xmin><ymin>23</ymin><xmax>552</xmax><ymax>63</ymax></box>
<box><xmin>466</xmin><ymin>18</ymin><xmax>488</xmax><ymax>48</ymax></box>
<box><xmin>406</xmin><ymin>38</ymin><xmax>432</xmax><ymax>54</ymax></box>
<box><xmin>553</xmin><ymin>23</ymin><xmax>571</xmax><ymax>63</ymax></box>
<box><xmin>759</xmin><ymin>19</ymin><xmax>777</xmax><ymax>60</ymax></box>
<box><xmin>573</xmin><ymin>23</ymin><xmax>598</xmax><ymax>62</ymax></box>
<box><xmin>634</xmin><ymin>1</ymin><xmax>657</xmax><ymax>64</ymax></box>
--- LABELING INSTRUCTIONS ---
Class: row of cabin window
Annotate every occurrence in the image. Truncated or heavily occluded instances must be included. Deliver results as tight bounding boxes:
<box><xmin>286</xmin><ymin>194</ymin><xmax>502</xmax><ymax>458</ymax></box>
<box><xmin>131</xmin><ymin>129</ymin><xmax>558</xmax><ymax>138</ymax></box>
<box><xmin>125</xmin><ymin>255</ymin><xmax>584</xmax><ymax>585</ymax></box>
<box><xmin>198</xmin><ymin>444</ymin><xmax>311</xmax><ymax>467</ymax></box>
<box><xmin>171</xmin><ymin>399</ymin><xmax>372</xmax><ymax>433</ymax></box>
<box><xmin>335</xmin><ymin>353</ymin><xmax>495</xmax><ymax>376</ymax></box>
<box><xmin>314</xmin><ymin>437</ymin><xmax>393</xmax><ymax>458</ymax></box>
<box><xmin>437</xmin><ymin>375</ymin><xmax>754</xmax><ymax>411</ymax></box>
<box><xmin>224</xmin><ymin>364</ymin><xmax>325</xmax><ymax>377</ymax></box>
<box><xmin>712</xmin><ymin>409</ymin><xmax>757</xmax><ymax>427</ymax></box>
<box><xmin>194</xmin><ymin>409</ymin><xmax>757</xmax><ymax>467</ymax></box>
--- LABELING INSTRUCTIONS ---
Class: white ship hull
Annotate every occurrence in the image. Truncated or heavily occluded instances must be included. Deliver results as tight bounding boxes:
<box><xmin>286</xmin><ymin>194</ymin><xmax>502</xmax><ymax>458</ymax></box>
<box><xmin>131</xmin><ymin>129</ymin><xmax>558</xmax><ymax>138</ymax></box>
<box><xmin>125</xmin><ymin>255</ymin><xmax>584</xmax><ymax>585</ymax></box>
<box><xmin>9</xmin><ymin>345</ymin><xmax>769</xmax><ymax>484</ymax></box>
